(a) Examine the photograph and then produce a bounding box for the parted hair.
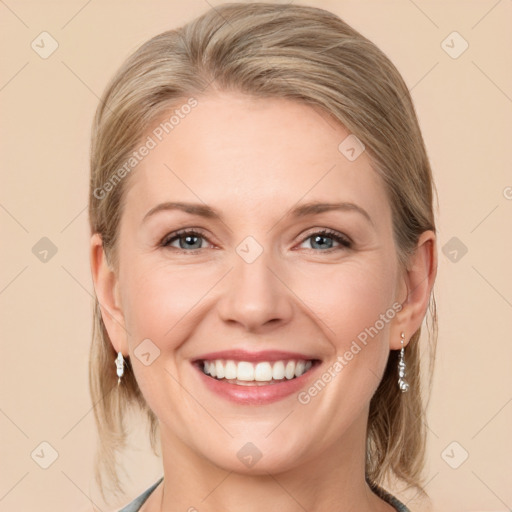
[88,1,438,501]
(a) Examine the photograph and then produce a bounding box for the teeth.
[237,361,254,381]
[272,361,285,380]
[254,362,272,381]
[201,359,314,383]
[215,360,225,379]
[224,360,237,379]
[285,361,295,379]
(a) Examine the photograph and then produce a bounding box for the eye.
[298,229,352,251]
[160,228,352,253]
[160,229,212,252]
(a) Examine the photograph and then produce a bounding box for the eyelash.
[160,228,352,253]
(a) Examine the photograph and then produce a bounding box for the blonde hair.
[88,1,438,502]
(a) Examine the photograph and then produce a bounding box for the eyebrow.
[142,200,374,226]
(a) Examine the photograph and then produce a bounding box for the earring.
[398,332,409,392]
[115,352,124,385]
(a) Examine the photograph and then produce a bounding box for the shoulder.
[367,480,411,512]
[117,477,164,512]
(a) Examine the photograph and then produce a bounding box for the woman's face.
[108,92,407,473]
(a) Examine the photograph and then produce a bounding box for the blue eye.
[300,229,352,251]
[160,228,352,253]
[161,229,209,251]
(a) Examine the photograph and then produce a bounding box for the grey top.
[118,476,411,511]
[118,477,162,512]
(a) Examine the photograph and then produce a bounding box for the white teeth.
[285,361,295,379]
[254,362,273,381]
[237,361,254,381]
[224,360,237,379]
[201,359,314,383]
[294,360,305,377]
[272,361,285,380]
[215,360,225,379]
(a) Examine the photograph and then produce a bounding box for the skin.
[91,91,437,512]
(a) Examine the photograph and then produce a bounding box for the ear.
[90,233,129,355]
[390,230,437,350]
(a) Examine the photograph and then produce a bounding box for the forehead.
[122,92,391,228]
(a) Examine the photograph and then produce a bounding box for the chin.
[193,436,310,476]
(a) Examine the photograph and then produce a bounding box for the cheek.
[119,260,210,420]
[292,256,398,349]
[120,259,216,346]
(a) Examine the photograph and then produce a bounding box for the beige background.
[1,1,511,511]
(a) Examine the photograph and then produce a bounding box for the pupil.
[183,235,200,249]
[314,235,332,249]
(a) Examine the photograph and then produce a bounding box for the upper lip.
[192,349,319,363]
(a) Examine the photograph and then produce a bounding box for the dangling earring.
[398,332,409,392]
[115,352,124,385]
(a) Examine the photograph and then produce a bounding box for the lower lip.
[193,362,320,405]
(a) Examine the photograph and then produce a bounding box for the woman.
[88,3,438,511]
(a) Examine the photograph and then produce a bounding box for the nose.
[216,246,294,333]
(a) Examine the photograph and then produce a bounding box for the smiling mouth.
[196,358,320,386]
